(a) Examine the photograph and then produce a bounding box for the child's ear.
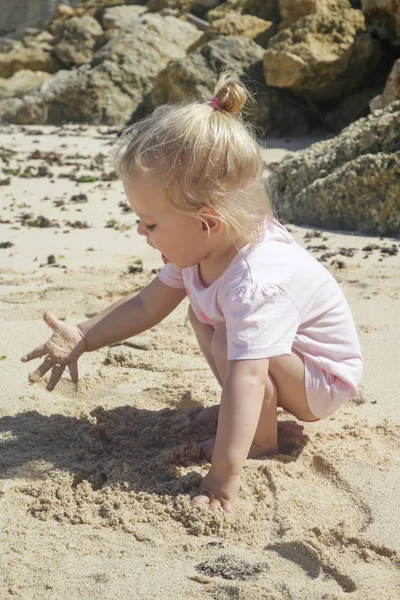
[198,209,223,236]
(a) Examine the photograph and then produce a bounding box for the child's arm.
[192,358,269,512]
[22,277,186,389]
[78,277,186,351]
[212,358,270,472]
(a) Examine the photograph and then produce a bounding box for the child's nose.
[137,221,147,236]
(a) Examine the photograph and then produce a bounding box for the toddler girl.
[21,74,363,513]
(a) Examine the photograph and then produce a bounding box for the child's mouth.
[161,254,169,264]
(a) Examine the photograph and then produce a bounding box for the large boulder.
[361,0,400,45]
[152,36,315,135]
[0,0,80,36]
[101,5,148,30]
[274,101,400,235]
[0,69,51,99]
[207,0,280,23]
[0,97,24,117]
[324,84,384,131]
[194,13,274,48]
[264,9,383,102]
[2,14,202,126]
[53,15,104,67]
[147,0,221,15]
[370,59,400,110]
[152,35,265,105]
[278,0,351,29]
[0,32,61,78]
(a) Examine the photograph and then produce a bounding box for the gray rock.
[3,14,202,126]
[53,16,104,67]
[102,6,148,30]
[274,101,400,235]
[0,69,51,99]
[152,36,318,134]
[0,97,24,120]
[296,153,400,235]
[152,35,265,105]
[0,0,79,36]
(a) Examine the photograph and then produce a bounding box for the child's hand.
[191,465,240,513]
[21,311,87,391]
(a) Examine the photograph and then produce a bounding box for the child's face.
[123,172,210,269]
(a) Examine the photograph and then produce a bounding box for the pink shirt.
[158,218,362,397]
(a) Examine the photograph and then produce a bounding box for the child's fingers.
[43,311,62,332]
[220,500,233,514]
[29,357,54,382]
[46,364,65,391]
[68,362,79,384]
[208,498,222,511]
[21,343,48,363]
[191,493,210,507]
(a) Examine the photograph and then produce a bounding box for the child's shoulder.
[222,217,332,295]
[264,216,295,244]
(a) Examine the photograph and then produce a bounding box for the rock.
[281,153,400,235]
[207,0,280,23]
[152,36,265,105]
[279,0,351,29]
[325,84,383,131]
[361,0,400,45]
[24,30,55,45]
[0,69,51,99]
[198,13,274,48]
[56,4,77,18]
[147,0,220,15]
[196,0,225,5]
[152,36,314,135]
[370,59,400,110]
[3,14,202,126]
[53,16,104,67]
[264,9,383,102]
[102,5,148,30]
[274,101,400,235]
[0,34,61,78]
[0,0,80,36]
[0,97,24,118]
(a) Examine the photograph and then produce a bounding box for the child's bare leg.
[204,322,278,459]
[189,307,278,457]
[188,306,317,459]
[188,306,223,423]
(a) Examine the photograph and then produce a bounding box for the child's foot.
[199,437,278,462]
[195,404,220,424]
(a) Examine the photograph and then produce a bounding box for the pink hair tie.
[208,96,223,112]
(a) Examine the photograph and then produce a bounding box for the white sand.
[0,125,399,600]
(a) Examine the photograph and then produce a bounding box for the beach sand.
[0,125,399,600]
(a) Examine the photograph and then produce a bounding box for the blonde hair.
[113,73,273,247]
